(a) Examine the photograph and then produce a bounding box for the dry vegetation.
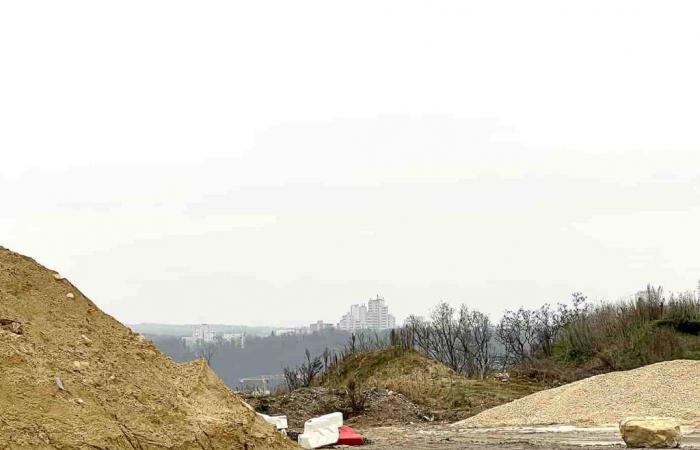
[321,348,544,421]
[554,287,700,373]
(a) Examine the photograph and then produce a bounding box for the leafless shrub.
[283,348,324,389]
[195,342,217,365]
[346,380,369,414]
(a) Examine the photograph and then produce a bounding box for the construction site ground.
[346,424,700,449]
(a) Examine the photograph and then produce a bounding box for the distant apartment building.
[337,296,396,332]
[309,320,334,333]
[222,332,246,349]
[275,328,303,336]
[367,296,395,329]
[192,323,215,342]
[182,324,245,348]
[338,304,367,332]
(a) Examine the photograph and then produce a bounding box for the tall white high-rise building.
[367,295,395,330]
[338,303,368,332]
[337,296,395,331]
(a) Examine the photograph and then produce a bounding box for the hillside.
[0,247,293,449]
[321,349,544,420]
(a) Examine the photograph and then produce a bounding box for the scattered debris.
[493,372,510,382]
[338,425,365,446]
[0,319,23,335]
[53,273,64,280]
[620,417,682,448]
[55,376,65,391]
[299,412,343,449]
[72,361,89,372]
[66,293,74,299]
[258,413,288,431]
[297,412,366,448]
[243,386,431,430]
[80,334,92,345]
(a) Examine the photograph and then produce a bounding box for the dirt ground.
[347,424,700,449]
[244,385,700,449]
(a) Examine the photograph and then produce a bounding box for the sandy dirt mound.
[456,360,700,428]
[0,247,295,449]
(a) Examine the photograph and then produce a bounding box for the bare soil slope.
[0,247,294,449]
[456,359,700,428]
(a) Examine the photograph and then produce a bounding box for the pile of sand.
[456,360,700,428]
[0,247,294,449]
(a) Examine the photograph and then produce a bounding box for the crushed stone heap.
[456,359,700,428]
[0,246,294,449]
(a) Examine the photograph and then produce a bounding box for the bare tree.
[455,305,475,375]
[405,315,439,360]
[283,365,302,391]
[406,305,494,378]
[282,349,324,390]
[431,302,463,372]
[298,349,323,387]
[196,341,217,366]
[468,310,492,379]
[496,307,537,363]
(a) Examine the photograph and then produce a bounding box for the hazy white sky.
[1,1,699,326]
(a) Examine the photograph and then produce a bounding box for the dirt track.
[351,425,700,449]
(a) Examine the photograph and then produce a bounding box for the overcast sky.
[1,1,699,326]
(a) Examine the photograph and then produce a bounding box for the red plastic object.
[337,425,364,446]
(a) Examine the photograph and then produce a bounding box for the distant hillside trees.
[495,293,586,365]
[403,303,493,378]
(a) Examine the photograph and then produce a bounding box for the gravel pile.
[456,360,700,428]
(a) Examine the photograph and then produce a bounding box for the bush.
[345,380,368,415]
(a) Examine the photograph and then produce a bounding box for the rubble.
[244,386,431,429]
[299,412,343,449]
[298,412,365,449]
[620,417,682,448]
[0,319,22,335]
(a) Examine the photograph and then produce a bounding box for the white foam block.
[298,427,340,449]
[303,412,343,433]
[257,413,288,430]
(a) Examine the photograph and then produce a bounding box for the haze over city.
[2,1,700,327]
